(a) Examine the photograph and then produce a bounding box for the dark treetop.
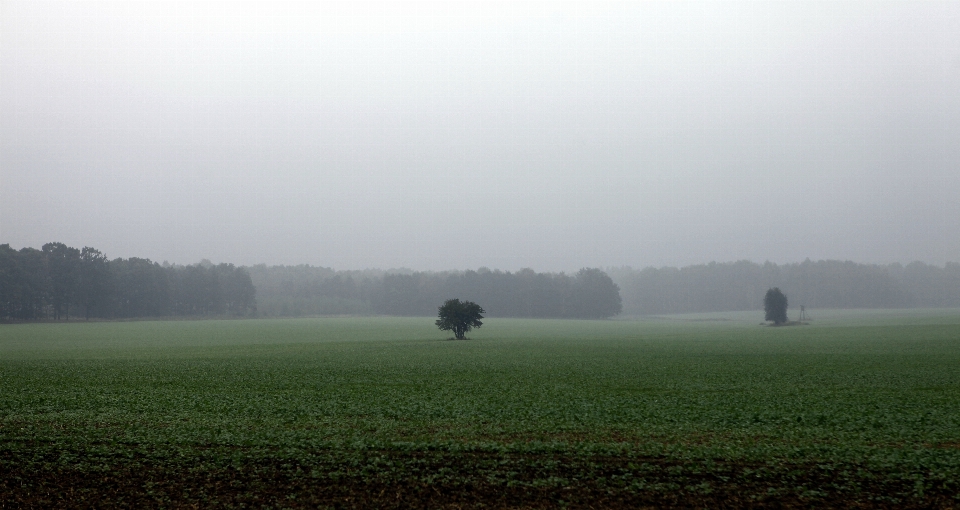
[764,287,788,325]
[435,298,484,340]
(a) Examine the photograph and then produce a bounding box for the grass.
[2,311,960,507]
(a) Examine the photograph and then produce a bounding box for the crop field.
[2,311,960,508]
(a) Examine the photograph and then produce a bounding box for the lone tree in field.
[436,298,484,340]
[764,287,788,325]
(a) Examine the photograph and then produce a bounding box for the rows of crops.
[2,313,960,507]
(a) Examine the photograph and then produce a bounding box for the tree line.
[0,243,256,320]
[607,259,960,315]
[11,244,950,321]
[247,265,623,319]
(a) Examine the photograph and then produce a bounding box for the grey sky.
[2,1,959,271]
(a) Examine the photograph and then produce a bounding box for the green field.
[2,312,960,508]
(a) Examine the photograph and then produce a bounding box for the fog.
[2,2,959,271]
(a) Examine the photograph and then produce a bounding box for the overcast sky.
[2,1,959,271]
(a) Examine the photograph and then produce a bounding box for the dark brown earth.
[2,446,956,509]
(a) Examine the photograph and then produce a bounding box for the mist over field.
[3,2,960,271]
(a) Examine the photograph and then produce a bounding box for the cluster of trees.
[0,243,256,321]
[607,259,960,315]
[13,244,954,321]
[248,265,623,319]
[246,265,378,316]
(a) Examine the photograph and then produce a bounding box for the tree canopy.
[0,243,256,321]
[248,266,623,318]
[606,259,960,315]
[764,287,788,325]
[435,298,484,340]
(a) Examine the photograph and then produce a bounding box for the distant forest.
[251,260,960,319]
[607,260,960,316]
[4,243,959,321]
[248,266,623,319]
[0,243,256,320]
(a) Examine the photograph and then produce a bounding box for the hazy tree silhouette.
[435,298,484,340]
[764,287,788,325]
[78,247,111,320]
[42,242,80,320]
